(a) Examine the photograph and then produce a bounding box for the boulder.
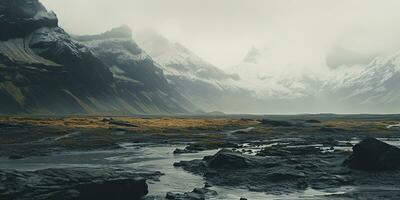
[205,149,250,169]
[343,138,400,170]
[173,148,198,154]
[165,187,217,200]
[75,178,147,200]
[0,168,150,200]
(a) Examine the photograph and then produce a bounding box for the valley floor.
[1,115,400,199]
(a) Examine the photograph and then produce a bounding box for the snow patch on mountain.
[331,52,400,104]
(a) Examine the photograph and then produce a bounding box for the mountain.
[134,30,254,113]
[325,53,400,113]
[0,0,191,115]
[231,46,324,100]
[74,26,195,114]
[232,46,400,113]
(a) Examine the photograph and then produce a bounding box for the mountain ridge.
[134,30,255,113]
[0,0,192,115]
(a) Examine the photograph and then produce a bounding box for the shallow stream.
[1,134,400,199]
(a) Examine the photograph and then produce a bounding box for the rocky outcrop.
[175,148,353,194]
[0,0,58,41]
[205,149,254,169]
[165,187,217,200]
[0,168,151,200]
[343,138,400,171]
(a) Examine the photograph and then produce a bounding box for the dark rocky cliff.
[0,0,192,115]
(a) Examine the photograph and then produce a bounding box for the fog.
[41,0,400,71]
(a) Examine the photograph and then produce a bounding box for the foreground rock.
[165,187,217,200]
[0,168,155,200]
[175,149,352,194]
[344,137,400,170]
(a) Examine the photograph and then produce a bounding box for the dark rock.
[175,144,355,195]
[165,187,217,200]
[182,192,204,200]
[192,188,217,196]
[305,119,321,123]
[175,149,311,194]
[0,168,152,200]
[173,148,198,154]
[177,142,239,153]
[343,138,400,170]
[173,162,184,167]
[260,119,293,127]
[206,149,251,169]
[166,192,179,199]
[0,0,58,41]
[257,145,321,157]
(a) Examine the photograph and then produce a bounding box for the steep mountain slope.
[75,26,195,114]
[326,53,400,113]
[0,0,190,115]
[135,30,253,113]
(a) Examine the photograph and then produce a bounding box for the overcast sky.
[41,0,400,70]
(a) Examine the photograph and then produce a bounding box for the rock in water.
[206,149,250,169]
[165,187,217,200]
[343,138,400,170]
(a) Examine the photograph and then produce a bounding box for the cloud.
[41,0,400,71]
